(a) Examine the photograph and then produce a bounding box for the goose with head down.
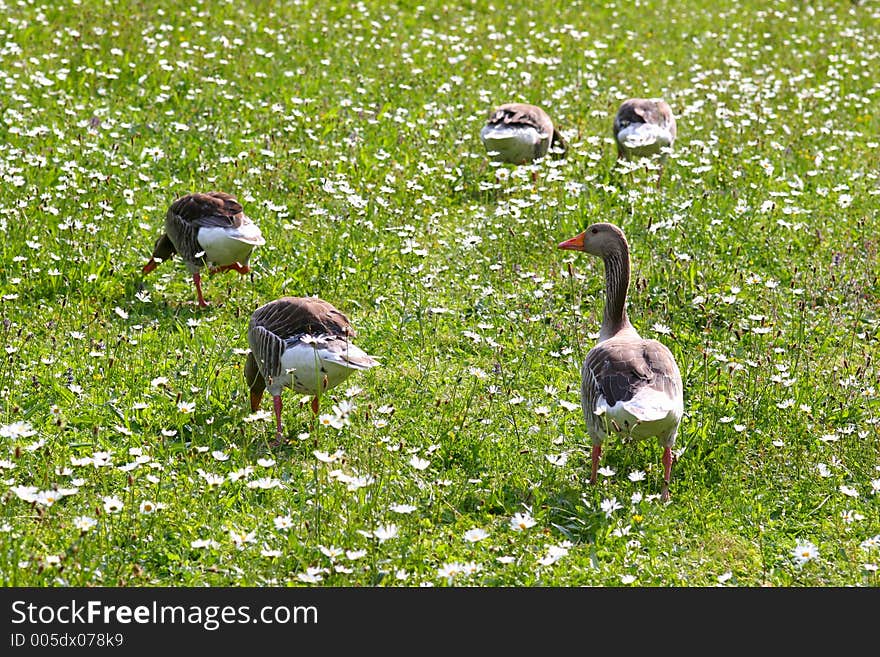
[480,102,567,164]
[613,98,677,161]
[245,296,380,444]
[142,191,265,307]
[558,222,683,501]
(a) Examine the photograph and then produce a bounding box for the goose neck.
[600,248,631,340]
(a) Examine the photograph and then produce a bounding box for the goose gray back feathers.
[581,337,683,438]
[613,98,677,159]
[160,191,255,271]
[142,190,265,306]
[482,102,567,161]
[246,296,356,383]
[244,296,379,441]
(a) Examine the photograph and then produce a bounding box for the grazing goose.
[558,223,683,502]
[245,296,380,443]
[480,103,567,164]
[613,98,677,160]
[142,191,265,307]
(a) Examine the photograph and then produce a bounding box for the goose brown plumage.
[613,98,677,161]
[558,222,683,502]
[142,191,265,307]
[480,102,567,164]
[245,296,380,443]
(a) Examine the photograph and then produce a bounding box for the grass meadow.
[0,0,878,588]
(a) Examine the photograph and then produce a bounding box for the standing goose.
[245,296,380,443]
[558,223,683,502]
[613,98,677,160]
[142,191,265,307]
[480,103,567,164]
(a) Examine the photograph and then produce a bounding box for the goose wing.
[582,338,682,423]
[247,323,286,380]
[164,192,245,261]
[171,192,244,228]
[487,103,552,135]
[615,99,675,134]
[248,296,360,380]
[252,297,354,339]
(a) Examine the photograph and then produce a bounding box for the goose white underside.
[197,223,265,267]
[480,125,546,163]
[266,340,378,397]
[617,123,674,158]
[593,386,683,443]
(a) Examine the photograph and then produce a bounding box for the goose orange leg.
[193,272,208,307]
[590,444,602,485]
[310,374,328,415]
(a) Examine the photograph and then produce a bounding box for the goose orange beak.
[142,258,159,274]
[558,233,585,251]
[250,390,264,412]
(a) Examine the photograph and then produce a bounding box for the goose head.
[142,233,177,273]
[557,222,627,258]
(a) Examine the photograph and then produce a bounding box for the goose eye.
[591,228,598,234]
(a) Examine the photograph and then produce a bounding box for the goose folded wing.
[491,105,545,131]
[247,324,285,379]
[622,101,674,133]
[252,297,355,341]
[640,340,682,402]
[584,341,679,408]
[171,192,242,222]
[615,101,646,132]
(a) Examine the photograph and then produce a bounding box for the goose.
[245,296,380,443]
[558,223,683,502]
[613,98,676,160]
[480,103,567,164]
[142,191,265,307]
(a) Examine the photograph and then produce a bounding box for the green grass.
[0,0,878,587]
